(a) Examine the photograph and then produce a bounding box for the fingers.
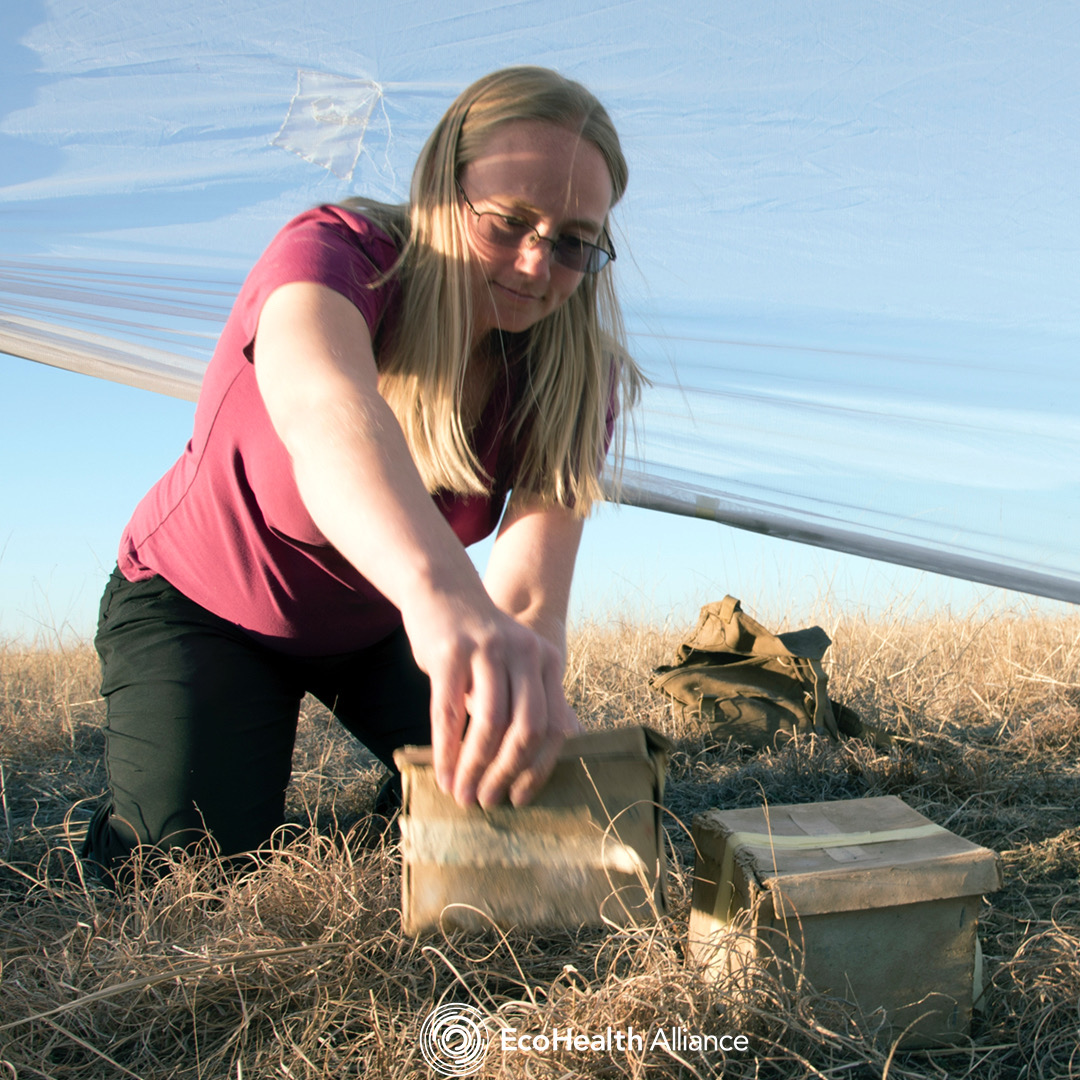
[428,621,575,808]
[451,645,511,805]
[472,636,570,808]
[506,700,580,807]
[429,646,470,795]
[471,646,549,807]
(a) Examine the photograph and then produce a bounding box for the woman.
[83,66,641,874]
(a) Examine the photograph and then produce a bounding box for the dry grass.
[1,605,1079,1078]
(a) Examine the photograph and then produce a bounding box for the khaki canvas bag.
[650,597,871,750]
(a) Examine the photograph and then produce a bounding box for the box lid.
[695,795,1003,918]
[395,724,672,771]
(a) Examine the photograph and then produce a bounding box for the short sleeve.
[235,205,401,362]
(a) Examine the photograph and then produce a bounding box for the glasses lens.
[476,214,531,247]
[463,186,613,274]
[552,238,609,274]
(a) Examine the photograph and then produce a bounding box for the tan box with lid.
[689,795,1003,1048]
[395,725,671,934]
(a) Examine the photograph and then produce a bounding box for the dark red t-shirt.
[118,206,519,654]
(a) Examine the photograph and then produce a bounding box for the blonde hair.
[347,66,641,515]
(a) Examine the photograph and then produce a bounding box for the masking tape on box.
[401,816,651,876]
[711,822,948,925]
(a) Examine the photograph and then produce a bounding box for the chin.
[480,304,538,336]
[496,313,540,334]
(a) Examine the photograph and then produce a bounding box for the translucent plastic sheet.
[2,0,1077,601]
[272,72,392,183]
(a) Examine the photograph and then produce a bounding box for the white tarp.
[2,0,1077,601]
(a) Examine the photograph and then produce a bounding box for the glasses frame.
[456,181,615,275]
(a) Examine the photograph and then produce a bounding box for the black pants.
[83,568,431,872]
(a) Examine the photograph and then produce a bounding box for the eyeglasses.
[456,182,615,274]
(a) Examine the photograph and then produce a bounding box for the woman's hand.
[255,281,583,806]
[401,586,581,806]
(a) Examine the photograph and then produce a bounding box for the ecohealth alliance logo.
[419,1003,490,1076]
[419,1002,753,1074]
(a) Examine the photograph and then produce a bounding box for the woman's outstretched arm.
[254,280,571,806]
[478,493,585,804]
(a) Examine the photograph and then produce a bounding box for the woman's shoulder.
[226,204,406,350]
[270,203,404,274]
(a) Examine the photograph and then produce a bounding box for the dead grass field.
[1,605,1078,1078]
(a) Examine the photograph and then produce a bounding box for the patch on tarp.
[272,70,393,182]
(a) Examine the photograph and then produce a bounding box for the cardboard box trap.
[395,726,671,934]
[689,795,1003,1048]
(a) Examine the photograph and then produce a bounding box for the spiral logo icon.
[419,1003,490,1076]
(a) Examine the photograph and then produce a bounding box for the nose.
[514,232,554,280]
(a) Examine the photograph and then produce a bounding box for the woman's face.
[457,120,613,337]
